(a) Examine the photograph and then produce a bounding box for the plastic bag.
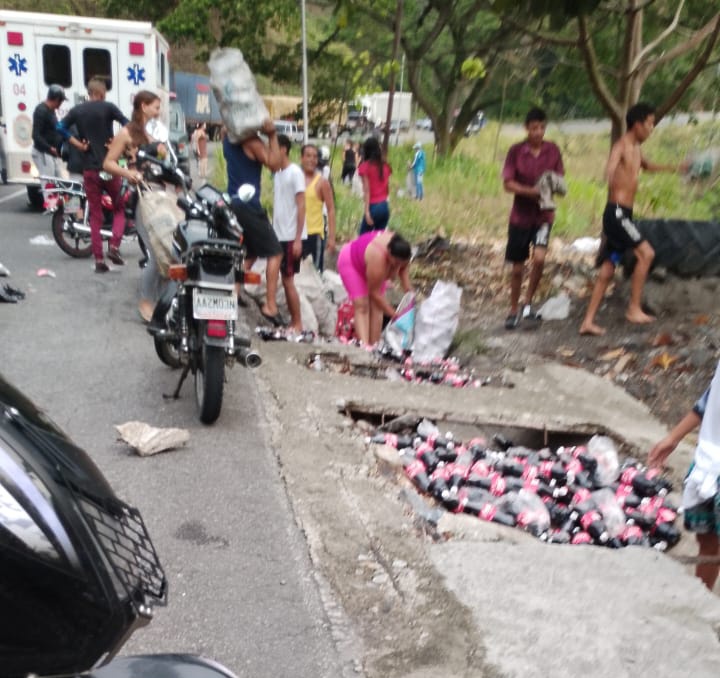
[137,189,183,277]
[335,301,355,341]
[590,488,625,538]
[296,257,337,336]
[412,281,462,362]
[208,48,269,143]
[586,435,620,486]
[500,490,550,537]
[379,292,416,359]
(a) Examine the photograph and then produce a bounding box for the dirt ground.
[410,236,720,431]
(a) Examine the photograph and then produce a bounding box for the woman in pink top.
[337,229,412,345]
[357,136,392,234]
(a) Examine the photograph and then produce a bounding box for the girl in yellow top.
[300,144,336,271]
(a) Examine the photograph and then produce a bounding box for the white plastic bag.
[208,48,269,143]
[586,435,620,487]
[412,281,462,363]
[296,257,337,336]
[380,292,416,359]
[137,189,183,277]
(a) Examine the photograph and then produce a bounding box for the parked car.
[415,117,433,131]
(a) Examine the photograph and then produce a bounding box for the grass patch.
[212,120,719,245]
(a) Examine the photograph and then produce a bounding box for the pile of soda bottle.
[382,355,488,389]
[255,327,316,343]
[368,419,680,550]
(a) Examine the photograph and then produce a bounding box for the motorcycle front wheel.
[51,209,92,258]
[195,344,225,424]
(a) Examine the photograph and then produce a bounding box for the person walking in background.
[32,85,66,192]
[648,360,720,591]
[59,77,129,273]
[501,107,564,330]
[337,230,413,346]
[579,102,687,336]
[341,138,356,184]
[357,136,391,234]
[408,142,426,200]
[196,122,209,180]
[300,144,336,272]
[272,134,306,332]
[223,119,284,327]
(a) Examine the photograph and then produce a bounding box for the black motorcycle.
[138,149,261,425]
[0,371,238,678]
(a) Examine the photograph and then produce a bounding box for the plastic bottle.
[402,456,430,493]
[492,433,514,451]
[620,522,648,546]
[574,499,610,544]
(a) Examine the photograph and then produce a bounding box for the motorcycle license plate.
[192,288,237,320]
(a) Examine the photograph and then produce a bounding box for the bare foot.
[138,299,154,323]
[579,322,606,336]
[625,309,655,324]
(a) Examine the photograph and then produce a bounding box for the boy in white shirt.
[273,134,306,332]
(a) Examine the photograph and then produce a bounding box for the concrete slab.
[254,340,720,677]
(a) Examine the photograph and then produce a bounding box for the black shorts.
[596,203,645,266]
[505,223,551,263]
[280,241,300,277]
[231,200,282,259]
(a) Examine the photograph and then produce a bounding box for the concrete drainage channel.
[337,402,686,551]
[305,351,515,389]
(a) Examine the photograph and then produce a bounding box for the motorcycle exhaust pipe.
[236,346,262,368]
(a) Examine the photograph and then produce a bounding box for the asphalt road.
[0,185,342,678]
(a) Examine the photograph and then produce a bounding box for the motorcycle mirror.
[145,119,169,143]
[237,184,256,203]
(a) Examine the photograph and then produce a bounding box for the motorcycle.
[137,129,261,425]
[0,371,239,678]
[39,174,145,260]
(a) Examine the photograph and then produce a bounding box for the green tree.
[495,0,720,141]
[331,0,515,156]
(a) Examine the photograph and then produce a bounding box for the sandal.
[504,313,520,330]
[261,310,287,327]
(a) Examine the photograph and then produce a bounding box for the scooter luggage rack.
[75,492,168,613]
[37,175,85,196]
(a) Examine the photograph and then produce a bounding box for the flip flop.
[261,310,286,327]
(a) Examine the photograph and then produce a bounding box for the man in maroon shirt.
[501,107,564,329]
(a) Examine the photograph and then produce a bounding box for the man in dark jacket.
[59,78,129,272]
[32,84,66,182]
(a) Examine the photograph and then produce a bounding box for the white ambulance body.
[0,9,171,199]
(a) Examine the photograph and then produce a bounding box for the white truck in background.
[362,91,412,129]
[0,9,171,208]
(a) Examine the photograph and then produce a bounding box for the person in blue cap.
[408,142,426,200]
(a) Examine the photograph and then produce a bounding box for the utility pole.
[382,0,404,153]
[301,0,309,143]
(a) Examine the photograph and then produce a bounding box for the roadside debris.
[0,262,10,277]
[368,418,680,550]
[29,234,56,246]
[36,268,56,278]
[115,421,190,456]
[0,284,25,303]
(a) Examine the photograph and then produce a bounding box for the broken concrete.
[255,340,720,678]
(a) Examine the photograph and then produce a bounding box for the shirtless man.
[579,102,685,336]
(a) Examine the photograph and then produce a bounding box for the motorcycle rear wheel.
[51,210,92,258]
[154,337,182,368]
[195,344,225,424]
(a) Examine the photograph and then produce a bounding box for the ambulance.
[0,10,171,208]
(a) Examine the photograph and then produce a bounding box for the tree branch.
[641,12,720,79]
[629,0,685,73]
[656,14,720,120]
[577,14,621,119]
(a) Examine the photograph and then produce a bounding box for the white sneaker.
[522,305,542,321]
[0,263,9,277]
